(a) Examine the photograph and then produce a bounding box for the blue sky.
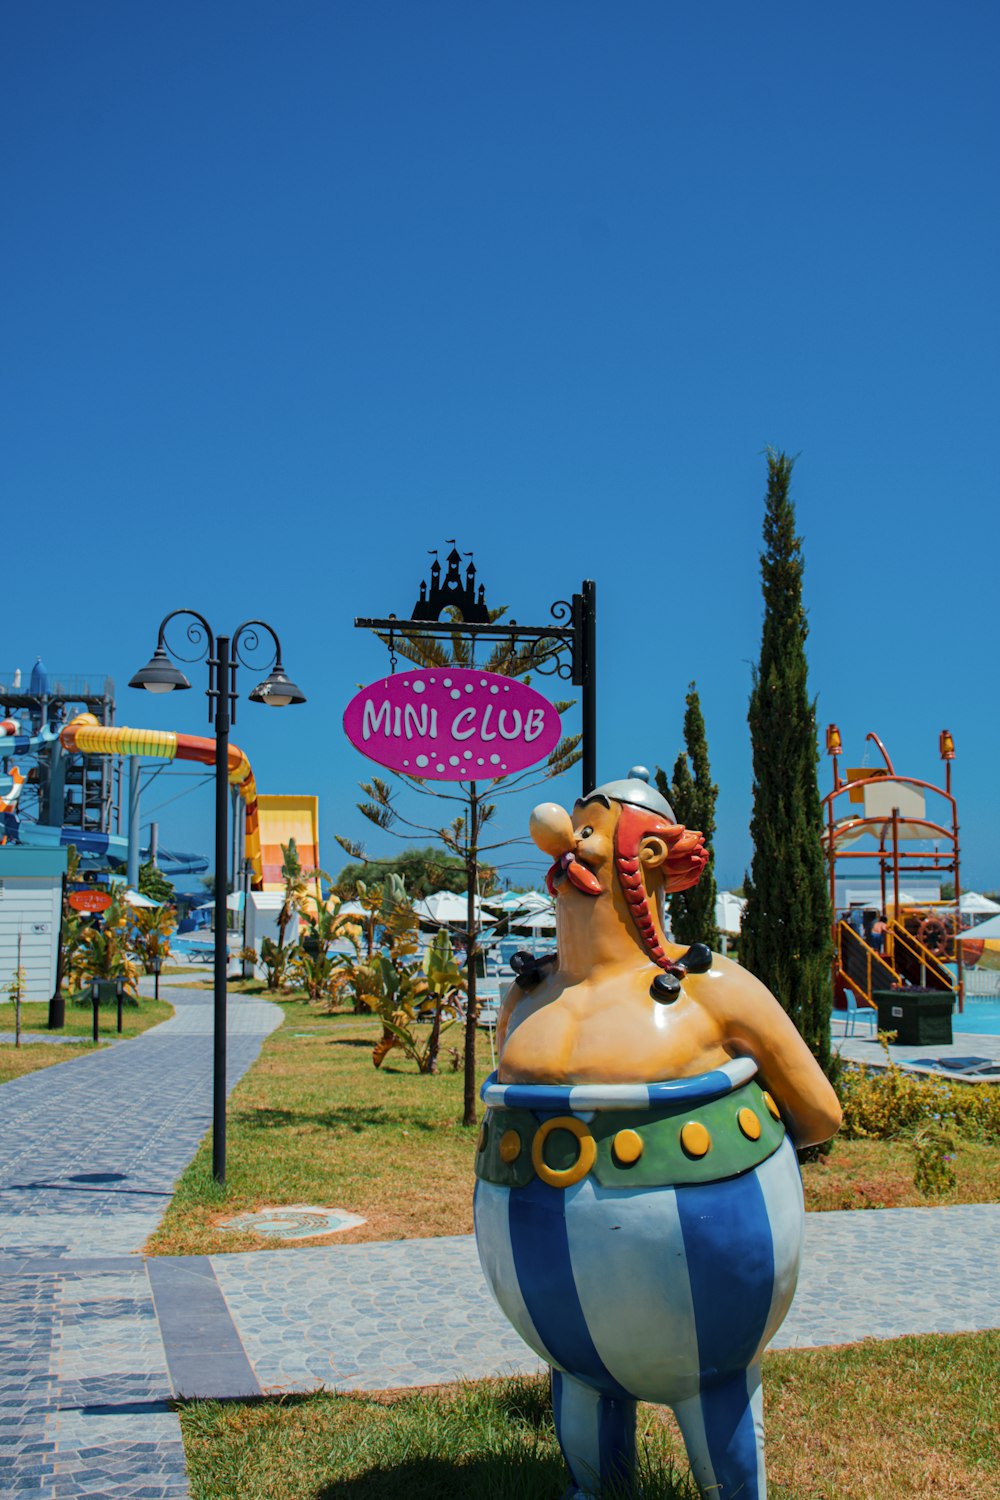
[4,2,998,891]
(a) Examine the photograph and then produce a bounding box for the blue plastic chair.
[843,986,878,1036]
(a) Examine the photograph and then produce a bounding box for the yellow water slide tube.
[60,713,262,887]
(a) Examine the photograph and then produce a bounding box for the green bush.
[838,1057,1000,1143]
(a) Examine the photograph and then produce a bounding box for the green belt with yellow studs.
[474,1078,786,1191]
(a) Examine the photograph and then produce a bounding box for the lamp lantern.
[128,645,192,694]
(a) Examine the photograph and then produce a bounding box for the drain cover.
[217,1205,365,1239]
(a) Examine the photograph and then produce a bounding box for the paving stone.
[210,1190,1000,1395]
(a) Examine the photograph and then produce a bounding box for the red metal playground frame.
[821,726,964,1012]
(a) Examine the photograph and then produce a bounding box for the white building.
[0,848,67,1003]
[245,891,298,953]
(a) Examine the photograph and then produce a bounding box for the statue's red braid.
[613,803,708,971]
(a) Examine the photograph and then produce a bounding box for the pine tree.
[741,450,832,1068]
[656,684,720,948]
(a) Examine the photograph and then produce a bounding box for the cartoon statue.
[474,769,841,1499]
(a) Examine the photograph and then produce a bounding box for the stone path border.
[0,1031,102,1045]
[147,1257,261,1400]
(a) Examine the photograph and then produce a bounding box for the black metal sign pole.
[580,579,596,795]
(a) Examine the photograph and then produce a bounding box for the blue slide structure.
[0,722,208,877]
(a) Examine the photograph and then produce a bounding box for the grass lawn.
[0,996,175,1084]
[146,1005,491,1255]
[179,1330,999,1500]
[147,1004,998,1257]
[802,1134,998,1210]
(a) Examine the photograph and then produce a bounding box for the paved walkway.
[835,1020,1000,1071]
[178,1202,1000,1395]
[2,990,999,1499]
[1,985,282,1499]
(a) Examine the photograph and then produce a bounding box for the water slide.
[256,794,320,891]
[0,714,263,885]
[0,721,134,860]
[59,715,263,886]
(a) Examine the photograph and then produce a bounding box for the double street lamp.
[130,610,305,1183]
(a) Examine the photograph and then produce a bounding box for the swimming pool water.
[954,1001,1000,1035]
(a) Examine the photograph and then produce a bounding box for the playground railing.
[963,966,1000,998]
[837,922,897,1007]
[886,921,954,994]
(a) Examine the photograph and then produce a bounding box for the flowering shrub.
[837,1040,1000,1144]
[911,1118,958,1195]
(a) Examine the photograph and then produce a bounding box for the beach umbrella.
[195,892,245,913]
[526,911,557,932]
[486,890,551,913]
[955,914,1000,942]
[123,889,160,908]
[959,892,1000,915]
[414,891,487,925]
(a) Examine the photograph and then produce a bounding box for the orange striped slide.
[60,713,263,887]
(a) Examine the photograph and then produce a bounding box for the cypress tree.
[741,450,832,1069]
[656,684,720,948]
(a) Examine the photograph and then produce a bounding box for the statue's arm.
[494,979,523,1060]
[707,964,843,1148]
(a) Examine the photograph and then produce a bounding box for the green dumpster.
[873,989,954,1046]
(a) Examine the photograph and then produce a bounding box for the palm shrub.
[331,876,417,1013]
[259,936,292,992]
[367,927,466,1074]
[259,838,329,991]
[138,860,175,905]
[353,878,385,960]
[57,845,87,996]
[277,839,310,947]
[68,888,140,1002]
[131,905,177,974]
[59,905,87,995]
[290,900,355,1003]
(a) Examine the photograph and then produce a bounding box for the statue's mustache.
[546,851,602,898]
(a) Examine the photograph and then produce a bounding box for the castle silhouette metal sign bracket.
[354,542,597,792]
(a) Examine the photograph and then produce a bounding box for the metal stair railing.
[837,921,898,1007]
[887,920,955,995]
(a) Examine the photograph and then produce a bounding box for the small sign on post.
[69,890,113,914]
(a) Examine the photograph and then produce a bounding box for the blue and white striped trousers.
[475,1134,804,1498]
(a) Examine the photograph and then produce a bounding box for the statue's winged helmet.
[579,766,707,970]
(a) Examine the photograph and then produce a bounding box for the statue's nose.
[530,802,575,858]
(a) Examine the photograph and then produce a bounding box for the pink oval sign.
[344,668,562,781]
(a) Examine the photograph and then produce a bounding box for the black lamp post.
[129,611,305,1183]
[90,978,101,1045]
